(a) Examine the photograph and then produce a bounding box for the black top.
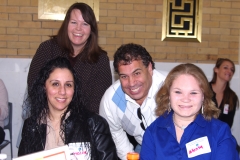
[18,111,118,159]
[27,39,112,113]
[209,83,237,128]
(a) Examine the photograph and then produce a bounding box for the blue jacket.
[140,111,238,160]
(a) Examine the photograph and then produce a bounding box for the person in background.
[99,43,165,159]
[18,57,118,159]
[140,63,238,160]
[209,58,239,128]
[0,79,8,144]
[27,2,112,114]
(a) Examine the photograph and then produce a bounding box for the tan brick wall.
[0,0,239,63]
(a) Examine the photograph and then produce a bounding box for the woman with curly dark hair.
[18,57,117,160]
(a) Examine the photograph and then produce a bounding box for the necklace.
[172,115,187,130]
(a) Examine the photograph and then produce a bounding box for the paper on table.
[12,145,70,160]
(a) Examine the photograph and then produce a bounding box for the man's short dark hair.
[113,43,155,73]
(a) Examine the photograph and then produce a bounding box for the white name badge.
[186,136,211,158]
[223,104,229,114]
[68,142,91,160]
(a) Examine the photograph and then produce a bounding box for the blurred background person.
[18,57,117,159]
[0,79,8,144]
[140,63,238,160]
[209,58,239,128]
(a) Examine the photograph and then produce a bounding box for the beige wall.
[0,0,240,63]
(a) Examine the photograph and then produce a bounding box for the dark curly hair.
[113,43,155,73]
[24,56,96,158]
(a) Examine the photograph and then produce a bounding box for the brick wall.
[0,0,239,63]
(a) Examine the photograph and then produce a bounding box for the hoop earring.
[201,104,204,114]
[168,102,171,114]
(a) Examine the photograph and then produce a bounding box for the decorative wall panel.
[162,0,202,42]
[38,0,99,21]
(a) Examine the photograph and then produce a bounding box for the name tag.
[223,104,229,114]
[68,142,91,160]
[186,136,211,158]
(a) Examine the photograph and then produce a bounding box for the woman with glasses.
[140,63,238,160]
[209,58,239,128]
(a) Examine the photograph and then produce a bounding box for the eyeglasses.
[137,107,146,131]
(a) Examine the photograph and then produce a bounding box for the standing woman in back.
[27,2,112,114]
[209,58,239,128]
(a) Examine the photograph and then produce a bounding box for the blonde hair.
[155,63,220,120]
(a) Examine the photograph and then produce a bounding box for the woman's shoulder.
[148,113,171,131]
[38,38,59,49]
[85,111,109,128]
[207,118,232,135]
[99,48,107,55]
[98,50,109,61]
[207,118,237,144]
[36,38,66,57]
[226,87,239,103]
[22,117,39,131]
[87,111,107,122]
[69,111,109,131]
[91,51,110,69]
[40,38,54,45]
[24,116,37,125]
[231,89,238,99]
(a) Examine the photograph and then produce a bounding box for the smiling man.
[99,43,165,160]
